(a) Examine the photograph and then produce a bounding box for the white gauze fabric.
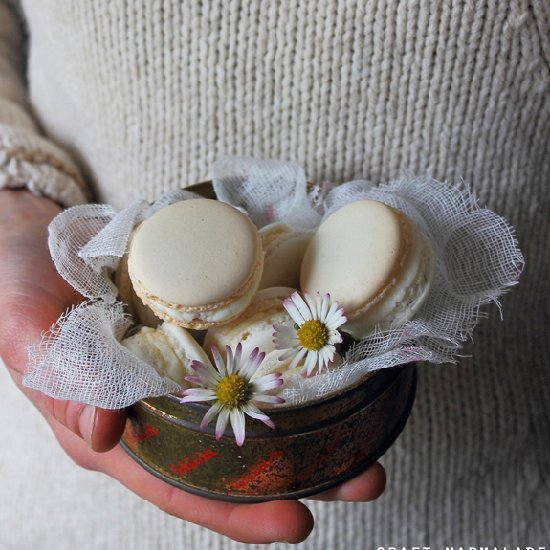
[24,189,201,408]
[24,158,523,408]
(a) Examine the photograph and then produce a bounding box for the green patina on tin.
[122,365,416,502]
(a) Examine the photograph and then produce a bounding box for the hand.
[0,190,386,544]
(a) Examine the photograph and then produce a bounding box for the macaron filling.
[145,263,263,326]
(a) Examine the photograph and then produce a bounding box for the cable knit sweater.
[0,1,548,548]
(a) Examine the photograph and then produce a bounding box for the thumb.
[13,377,127,454]
[0,303,126,454]
[51,399,127,453]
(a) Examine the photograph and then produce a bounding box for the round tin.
[120,181,417,501]
[121,365,416,502]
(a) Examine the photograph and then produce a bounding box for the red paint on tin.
[170,449,218,477]
[227,451,285,491]
[125,423,159,445]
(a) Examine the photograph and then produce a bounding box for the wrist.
[0,188,63,225]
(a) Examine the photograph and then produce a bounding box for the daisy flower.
[180,343,284,446]
[273,291,347,377]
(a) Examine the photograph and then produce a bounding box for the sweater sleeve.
[0,0,90,206]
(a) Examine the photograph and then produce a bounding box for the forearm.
[0,1,89,206]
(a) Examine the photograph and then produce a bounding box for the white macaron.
[121,322,211,385]
[258,223,312,290]
[127,199,264,330]
[300,199,435,339]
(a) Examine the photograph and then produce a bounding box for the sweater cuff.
[0,124,91,207]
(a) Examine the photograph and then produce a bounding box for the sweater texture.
[0,1,548,548]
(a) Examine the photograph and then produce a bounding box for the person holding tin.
[0,0,548,547]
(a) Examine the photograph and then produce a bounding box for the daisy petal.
[289,347,307,370]
[327,301,340,320]
[320,293,330,321]
[200,402,223,430]
[283,298,306,325]
[234,342,243,365]
[252,372,284,392]
[303,351,318,377]
[243,403,275,429]
[252,394,286,404]
[211,346,227,375]
[215,408,230,439]
[321,347,334,368]
[241,348,265,378]
[191,360,221,385]
[181,388,216,402]
[326,310,346,330]
[230,409,246,446]
[315,292,323,318]
[225,346,234,374]
[292,292,313,321]
[304,291,318,318]
[317,351,325,372]
[191,359,205,370]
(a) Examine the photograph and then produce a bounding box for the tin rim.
[149,365,402,436]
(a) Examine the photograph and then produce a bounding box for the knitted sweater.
[0,1,549,548]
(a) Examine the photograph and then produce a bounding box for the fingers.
[69,440,315,544]
[50,400,126,453]
[6,359,126,454]
[111,446,314,543]
[309,461,386,502]
[89,407,127,452]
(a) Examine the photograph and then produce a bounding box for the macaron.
[127,199,264,330]
[121,322,211,385]
[203,286,296,360]
[300,199,435,339]
[258,222,312,290]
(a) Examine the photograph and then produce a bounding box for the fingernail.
[78,405,97,448]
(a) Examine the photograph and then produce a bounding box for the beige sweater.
[1,0,549,547]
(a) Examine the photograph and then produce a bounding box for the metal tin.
[122,365,416,502]
[120,181,417,501]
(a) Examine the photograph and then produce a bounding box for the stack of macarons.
[118,197,434,386]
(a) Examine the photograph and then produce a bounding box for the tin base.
[121,365,417,502]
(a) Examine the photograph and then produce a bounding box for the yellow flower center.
[215,374,251,408]
[297,320,329,351]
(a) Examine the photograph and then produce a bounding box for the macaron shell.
[128,199,262,306]
[121,322,211,385]
[341,231,435,338]
[203,287,296,359]
[121,326,185,384]
[259,222,312,290]
[160,322,211,368]
[300,200,413,319]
